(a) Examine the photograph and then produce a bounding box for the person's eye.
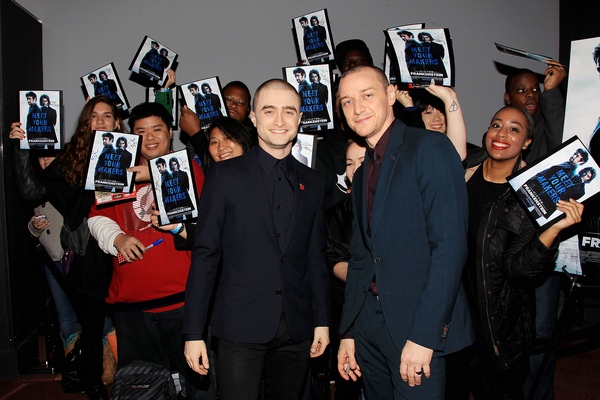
[491,123,500,128]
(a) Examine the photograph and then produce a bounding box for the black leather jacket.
[466,156,558,370]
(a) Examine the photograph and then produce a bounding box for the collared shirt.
[366,120,396,230]
[256,146,295,249]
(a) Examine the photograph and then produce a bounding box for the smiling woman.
[203,116,253,169]
[457,105,584,399]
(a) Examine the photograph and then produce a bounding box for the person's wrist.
[170,223,184,235]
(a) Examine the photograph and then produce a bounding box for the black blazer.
[184,146,331,343]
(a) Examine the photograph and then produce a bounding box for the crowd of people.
[7,32,583,400]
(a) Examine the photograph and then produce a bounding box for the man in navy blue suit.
[336,66,473,399]
[183,79,331,400]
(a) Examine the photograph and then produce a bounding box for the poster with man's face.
[19,90,63,150]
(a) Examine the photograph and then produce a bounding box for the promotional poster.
[292,9,334,65]
[129,36,178,87]
[560,36,600,276]
[385,27,454,87]
[383,23,424,86]
[179,77,228,131]
[84,131,141,195]
[81,62,130,112]
[283,64,333,131]
[292,133,317,169]
[149,149,199,226]
[19,90,63,150]
[508,136,600,229]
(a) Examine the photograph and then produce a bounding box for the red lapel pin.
[299,183,305,191]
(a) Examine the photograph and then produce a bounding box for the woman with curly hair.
[10,96,125,400]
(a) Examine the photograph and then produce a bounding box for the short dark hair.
[293,67,306,76]
[593,44,600,64]
[412,89,446,115]
[580,167,596,181]
[334,39,374,71]
[574,148,589,163]
[188,83,199,91]
[102,132,114,141]
[299,16,308,24]
[223,81,252,106]
[151,41,159,47]
[204,116,253,168]
[25,91,37,99]
[155,157,166,166]
[128,102,173,131]
[418,32,432,41]
[87,73,97,80]
[505,68,537,93]
[398,30,414,38]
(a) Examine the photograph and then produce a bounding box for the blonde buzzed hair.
[340,65,390,89]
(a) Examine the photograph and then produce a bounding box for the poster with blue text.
[19,90,63,150]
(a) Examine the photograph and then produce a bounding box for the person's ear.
[504,93,511,105]
[522,138,532,150]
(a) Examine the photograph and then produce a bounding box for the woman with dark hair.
[455,106,583,400]
[395,80,467,160]
[10,96,125,400]
[203,116,253,168]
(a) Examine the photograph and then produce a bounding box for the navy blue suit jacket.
[339,120,474,355]
[184,146,331,343]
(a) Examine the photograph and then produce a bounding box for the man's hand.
[128,165,150,183]
[180,105,201,137]
[399,339,433,387]
[184,340,210,375]
[337,338,361,381]
[310,326,330,358]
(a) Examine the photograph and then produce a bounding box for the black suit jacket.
[184,146,331,343]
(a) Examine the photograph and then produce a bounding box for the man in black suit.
[184,79,331,400]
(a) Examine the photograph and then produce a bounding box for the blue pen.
[145,238,164,250]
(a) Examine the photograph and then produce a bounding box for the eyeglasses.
[225,96,249,108]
